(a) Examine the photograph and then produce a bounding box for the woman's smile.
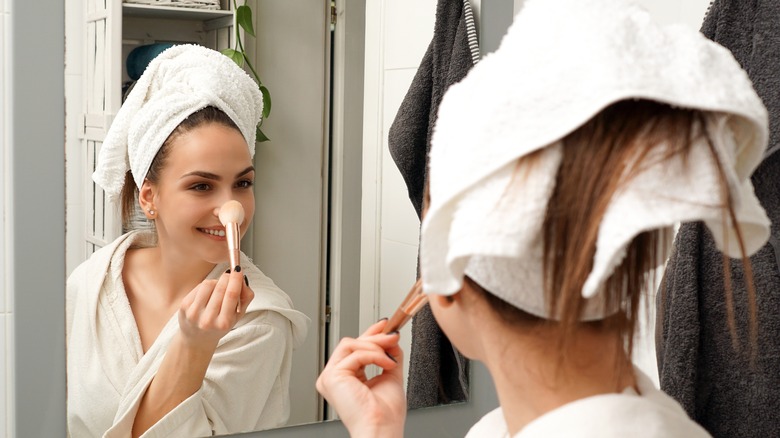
[197,227,227,239]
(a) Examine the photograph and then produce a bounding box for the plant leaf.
[236,5,255,37]
[260,85,272,119]
[256,125,270,142]
[221,48,244,67]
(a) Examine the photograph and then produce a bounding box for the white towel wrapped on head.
[419,0,770,320]
[93,44,264,202]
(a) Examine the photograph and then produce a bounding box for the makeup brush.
[218,200,245,271]
[382,279,427,334]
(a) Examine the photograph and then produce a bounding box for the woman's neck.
[133,241,217,305]
[483,325,636,436]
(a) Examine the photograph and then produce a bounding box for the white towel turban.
[92,44,264,201]
[420,0,770,320]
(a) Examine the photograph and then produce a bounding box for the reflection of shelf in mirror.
[123,4,233,21]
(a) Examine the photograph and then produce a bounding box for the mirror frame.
[8,0,512,435]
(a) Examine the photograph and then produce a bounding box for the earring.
[148,209,155,216]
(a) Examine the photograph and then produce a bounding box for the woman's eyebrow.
[236,166,255,178]
[180,166,254,181]
[181,170,220,180]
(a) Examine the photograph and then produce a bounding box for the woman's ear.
[138,179,157,219]
[435,292,460,309]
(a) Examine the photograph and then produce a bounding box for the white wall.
[1,0,10,434]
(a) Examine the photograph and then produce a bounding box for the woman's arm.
[316,320,406,438]
[131,269,252,438]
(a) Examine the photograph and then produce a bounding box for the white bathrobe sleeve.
[104,309,295,438]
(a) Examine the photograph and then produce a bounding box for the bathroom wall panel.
[381,68,422,247]
[379,240,419,389]
[383,0,437,71]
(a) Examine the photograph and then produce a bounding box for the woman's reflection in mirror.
[316,0,770,436]
[66,44,309,438]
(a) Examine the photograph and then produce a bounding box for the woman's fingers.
[203,271,230,316]
[316,322,406,437]
[218,270,243,319]
[238,280,254,315]
[335,348,399,374]
[321,334,403,390]
[183,279,217,316]
[363,318,391,336]
[180,269,246,335]
[326,334,400,365]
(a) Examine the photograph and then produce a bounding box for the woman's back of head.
[419,0,770,374]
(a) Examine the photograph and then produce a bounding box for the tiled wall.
[368,0,438,385]
[366,0,482,389]
[1,0,10,435]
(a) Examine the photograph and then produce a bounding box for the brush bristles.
[218,200,245,225]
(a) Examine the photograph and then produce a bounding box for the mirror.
[65,0,359,432]
[60,0,508,435]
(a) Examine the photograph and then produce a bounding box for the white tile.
[679,0,711,30]
[380,148,420,246]
[636,0,690,26]
[381,68,417,137]
[383,0,437,70]
[378,240,419,317]
[0,314,7,436]
[377,240,419,393]
[379,69,423,246]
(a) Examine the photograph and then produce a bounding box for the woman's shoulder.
[68,233,130,283]
[70,231,152,273]
[517,388,711,437]
[465,408,509,438]
[67,231,156,295]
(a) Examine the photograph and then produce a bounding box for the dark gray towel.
[657,1,780,436]
[387,0,476,408]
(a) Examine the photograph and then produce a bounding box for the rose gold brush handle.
[225,222,241,310]
[382,280,427,334]
[225,222,240,269]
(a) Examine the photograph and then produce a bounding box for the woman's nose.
[214,197,242,218]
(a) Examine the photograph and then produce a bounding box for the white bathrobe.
[465,369,711,437]
[66,231,310,438]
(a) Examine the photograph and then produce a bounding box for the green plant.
[222,0,271,142]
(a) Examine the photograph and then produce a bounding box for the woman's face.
[149,122,255,265]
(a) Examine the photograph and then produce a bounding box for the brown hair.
[460,100,755,371]
[119,106,241,231]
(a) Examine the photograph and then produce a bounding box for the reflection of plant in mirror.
[222,0,272,142]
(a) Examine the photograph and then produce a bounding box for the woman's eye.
[236,179,254,189]
[190,183,211,192]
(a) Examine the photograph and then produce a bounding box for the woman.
[66,45,309,437]
[316,0,769,436]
